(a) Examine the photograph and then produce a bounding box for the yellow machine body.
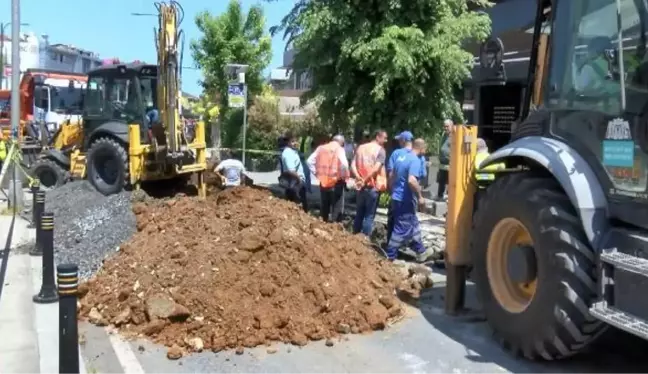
[445,125,477,266]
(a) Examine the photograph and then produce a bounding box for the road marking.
[106,328,145,374]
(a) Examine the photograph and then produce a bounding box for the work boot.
[416,248,436,263]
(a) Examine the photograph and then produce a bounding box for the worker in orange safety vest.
[307,134,349,222]
[351,129,388,236]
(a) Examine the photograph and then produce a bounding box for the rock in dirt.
[46,181,136,279]
[79,187,404,355]
[167,344,183,360]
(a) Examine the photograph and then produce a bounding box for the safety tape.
[208,147,281,156]
[3,140,39,187]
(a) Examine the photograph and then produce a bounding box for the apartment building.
[40,39,103,74]
[0,31,104,88]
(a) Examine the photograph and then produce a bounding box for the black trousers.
[436,169,449,199]
[286,185,308,212]
[320,181,345,223]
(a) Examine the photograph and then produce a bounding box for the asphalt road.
[77,170,648,373]
[80,270,648,374]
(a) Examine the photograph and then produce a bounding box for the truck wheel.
[30,159,67,189]
[86,137,128,196]
[471,172,605,360]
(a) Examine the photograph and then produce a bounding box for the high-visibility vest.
[355,141,387,191]
[0,140,7,162]
[474,152,504,181]
[315,141,348,188]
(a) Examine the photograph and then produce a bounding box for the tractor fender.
[42,148,70,167]
[481,136,609,247]
[85,121,129,149]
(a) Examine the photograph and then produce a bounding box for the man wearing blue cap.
[386,138,435,262]
[385,131,414,245]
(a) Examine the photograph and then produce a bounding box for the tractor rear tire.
[30,158,67,189]
[471,172,605,360]
[86,137,128,196]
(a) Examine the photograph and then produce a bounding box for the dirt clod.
[167,344,183,360]
[79,187,404,356]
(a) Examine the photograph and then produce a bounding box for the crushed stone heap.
[79,187,406,356]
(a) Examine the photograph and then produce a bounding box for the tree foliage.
[191,0,272,115]
[181,94,220,122]
[268,0,492,138]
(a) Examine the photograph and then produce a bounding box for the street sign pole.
[242,83,248,167]
[224,63,249,166]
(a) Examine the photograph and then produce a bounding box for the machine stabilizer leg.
[445,264,467,315]
[197,171,206,198]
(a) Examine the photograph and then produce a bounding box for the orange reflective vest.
[354,142,387,191]
[315,141,348,188]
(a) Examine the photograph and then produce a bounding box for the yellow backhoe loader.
[59,1,206,196]
[446,0,648,360]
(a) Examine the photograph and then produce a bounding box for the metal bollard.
[29,191,46,256]
[57,263,80,374]
[28,181,40,228]
[33,212,58,304]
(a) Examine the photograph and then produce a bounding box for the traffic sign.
[227,83,245,108]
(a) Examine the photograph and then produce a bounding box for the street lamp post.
[9,0,20,212]
[225,64,249,166]
[0,21,28,89]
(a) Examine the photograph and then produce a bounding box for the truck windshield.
[0,97,9,118]
[547,0,648,115]
[51,86,84,114]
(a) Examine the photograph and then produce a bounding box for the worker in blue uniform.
[385,131,414,246]
[386,138,435,262]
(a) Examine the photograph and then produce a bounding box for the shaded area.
[0,213,15,302]
[406,275,648,373]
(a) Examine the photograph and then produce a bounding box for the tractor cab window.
[548,0,648,196]
[140,76,157,110]
[548,0,648,115]
[84,77,105,116]
[105,76,141,122]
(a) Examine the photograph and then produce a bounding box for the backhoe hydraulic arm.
[155,1,184,156]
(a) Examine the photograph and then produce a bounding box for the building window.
[82,58,90,73]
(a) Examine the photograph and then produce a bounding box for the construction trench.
[43,172,439,360]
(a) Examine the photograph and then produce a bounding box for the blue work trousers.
[353,187,380,236]
[386,199,425,259]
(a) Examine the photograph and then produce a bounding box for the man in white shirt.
[279,133,308,211]
[215,151,246,188]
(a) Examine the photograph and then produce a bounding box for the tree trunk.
[211,119,221,150]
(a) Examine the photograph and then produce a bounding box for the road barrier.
[57,263,80,374]
[28,180,40,228]
[33,212,58,304]
[29,190,45,256]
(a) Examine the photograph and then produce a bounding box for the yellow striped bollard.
[33,212,58,303]
[57,263,80,374]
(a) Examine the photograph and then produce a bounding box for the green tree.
[268,0,492,138]
[191,0,272,147]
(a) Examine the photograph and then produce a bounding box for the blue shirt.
[280,147,305,183]
[390,149,421,202]
[418,155,427,181]
[387,148,408,174]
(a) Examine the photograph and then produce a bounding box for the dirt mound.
[79,187,405,357]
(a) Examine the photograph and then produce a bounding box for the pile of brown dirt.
[78,187,406,357]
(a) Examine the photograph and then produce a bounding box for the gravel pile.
[45,181,136,278]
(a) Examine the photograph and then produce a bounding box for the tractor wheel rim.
[94,151,119,185]
[39,170,57,187]
[487,217,538,314]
